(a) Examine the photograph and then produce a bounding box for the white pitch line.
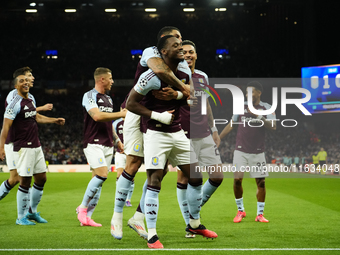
[0,248,340,251]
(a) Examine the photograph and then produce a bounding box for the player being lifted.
[126,35,217,249]
[111,26,190,240]
[152,40,223,237]
[219,81,276,223]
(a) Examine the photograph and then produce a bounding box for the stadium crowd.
[0,4,305,83]
[0,88,338,166]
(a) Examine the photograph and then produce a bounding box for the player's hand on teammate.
[151,110,174,125]
[167,110,175,124]
[119,108,127,118]
[182,84,191,98]
[55,118,66,125]
[152,87,177,100]
[187,95,198,107]
[117,141,124,153]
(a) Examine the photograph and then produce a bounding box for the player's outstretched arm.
[35,113,65,125]
[36,103,53,112]
[219,121,233,140]
[126,89,174,125]
[88,108,127,122]
[0,118,13,161]
[147,57,190,97]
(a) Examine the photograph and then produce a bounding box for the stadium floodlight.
[26,9,37,13]
[65,9,77,13]
[105,9,117,12]
[145,8,156,12]
[183,8,195,12]
[29,2,36,6]
[215,8,227,11]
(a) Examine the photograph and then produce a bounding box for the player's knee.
[149,176,162,187]
[210,177,223,185]
[188,177,203,187]
[36,177,47,187]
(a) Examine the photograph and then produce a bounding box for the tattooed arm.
[147,57,190,97]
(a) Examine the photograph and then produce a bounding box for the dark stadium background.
[0,0,339,166]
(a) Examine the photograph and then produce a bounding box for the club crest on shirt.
[98,158,104,164]
[152,157,159,166]
[31,101,36,108]
[27,167,31,174]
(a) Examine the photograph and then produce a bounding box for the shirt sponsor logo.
[99,106,113,112]
[194,90,205,97]
[25,111,37,118]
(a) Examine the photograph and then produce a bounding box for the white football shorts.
[83,144,113,170]
[123,111,144,157]
[4,143,18,171]
[143,129,195,169]
[16,147,46,177]
[233,150,269,178]
[191,135,222,166]
[115,151,126,170]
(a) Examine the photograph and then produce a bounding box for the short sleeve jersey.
[82,88,114,148]
[112,118,124,153]
[180,69,211,139]
[133,62,191,133]
[4,94,40,151]
[5,89,35,144]
[232,102,276,154]
[134,46,161,84]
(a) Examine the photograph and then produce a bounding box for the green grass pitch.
[0,171,339,255]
